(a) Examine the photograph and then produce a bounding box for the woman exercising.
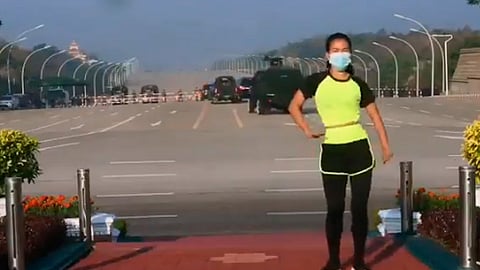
[288,32,393,270]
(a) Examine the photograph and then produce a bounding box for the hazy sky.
[1,0,479,71]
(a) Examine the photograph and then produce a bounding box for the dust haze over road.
[1,90,476,237]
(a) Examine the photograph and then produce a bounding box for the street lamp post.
[373,41,399,97]
[0,37,27,56]
[354,49,381,90]
[394,14,435,96]
[351,54,368,82]
[433,34,454,96]
[389,35,420,96]
[72,62,88,97]
[57,57,78,77]
[7,24,44,94]
[92,63,108,97]
[410,28,445,94]
[40,50,66,97]
[21,45,51,95]
[102,64,118,94]
[83,61,104,97]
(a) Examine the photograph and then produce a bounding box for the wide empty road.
[0,95,476,236]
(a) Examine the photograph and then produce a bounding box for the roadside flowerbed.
[0,215,67,269]
[392,187,480,259]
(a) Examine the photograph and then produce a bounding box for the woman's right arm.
[288,90,322,138]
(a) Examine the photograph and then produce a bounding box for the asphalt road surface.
[0,95,477,237]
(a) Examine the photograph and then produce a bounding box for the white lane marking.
[96,192,174,198]
[151,107,156,110]
[170,110,177,114]
[435,130,463,134]
[265,188,324,193]
[70,124,84,130]
[384,117,393,121]
[400,106,410,110]
[266,211,350,216]
[435,103,443,106]
[99,116,136,133]
[117,214,178,219]
[10,119,20,123]
[100,109,105,112]
[386,103,392,106]
[462,118,471,122]
[73,116,81,119]
[109,160,176,165]
[445,166,458,170]
[275,157,317,161]
[192,103,208,130]
[27,119,69,132]
[408,122,422,126]
[0,123,4,126]
[150,120,162,127]
[102,173,177,178]
[232,108,244,128]
[434,135,463,140]
[136,113,142,117]
[49,114,60,119]
[145,110,149,113]
[40,131,97,143]
[448,154,462,157]
[270,169,320,174]
[284,123,297,126]
[394,120,403,124]
[419,110,431,114]
[110,112,118,116]
[39,142,80,151]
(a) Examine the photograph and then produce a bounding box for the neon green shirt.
[301,72,375,144]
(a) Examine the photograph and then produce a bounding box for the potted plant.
[0,129,41,216]
[462,119,480,206]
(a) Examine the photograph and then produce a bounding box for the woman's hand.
[304,130,324,139]
[382,145,394,164]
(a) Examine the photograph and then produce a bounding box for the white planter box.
[377,208,422,236]
[0,197,5,217]
[64,212,118,241]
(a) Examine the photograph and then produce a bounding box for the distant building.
[68,40,87,62]
[450,48,480,95]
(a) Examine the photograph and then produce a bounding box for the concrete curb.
[27,242,92,270]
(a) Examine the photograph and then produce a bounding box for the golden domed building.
[69,40,87,62]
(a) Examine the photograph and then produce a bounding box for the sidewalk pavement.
[71,231,430,270]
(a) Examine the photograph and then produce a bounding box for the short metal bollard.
[400,161,414,234]
[77,169,92,245]
[6,177,25,270]
[458,166,478,270]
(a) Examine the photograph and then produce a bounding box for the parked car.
[211,76,241,104]
[0,95,20,110]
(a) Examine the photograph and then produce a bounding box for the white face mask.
[328,52,352,71]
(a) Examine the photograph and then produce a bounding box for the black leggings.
[322,170,372,266]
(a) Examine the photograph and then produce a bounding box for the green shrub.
[0,129,41,196]
[113,219,128,237]
[462,120,480,184]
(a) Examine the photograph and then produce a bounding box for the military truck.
[248,56,304,114]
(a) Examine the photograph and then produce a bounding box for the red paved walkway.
[71,232,429,270]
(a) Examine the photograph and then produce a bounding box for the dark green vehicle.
[211,76,241,104]
[249,57,304,114]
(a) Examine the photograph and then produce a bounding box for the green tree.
[467,0,480,4]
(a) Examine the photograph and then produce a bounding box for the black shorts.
[319,138,375,176]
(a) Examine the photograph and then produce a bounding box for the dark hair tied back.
[325,32,354,75]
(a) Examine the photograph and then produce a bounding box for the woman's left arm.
[355,76,393,164]
[365,103,393,164]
